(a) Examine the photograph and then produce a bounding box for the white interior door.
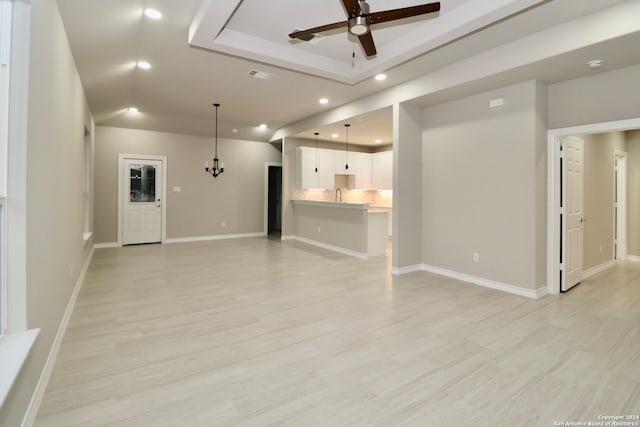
[122,159,163,245]
[562,136,584,291]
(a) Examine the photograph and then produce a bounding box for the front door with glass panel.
[122,159,163,244]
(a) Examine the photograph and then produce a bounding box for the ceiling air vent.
[290,28,326,45]
[248,69,277,80]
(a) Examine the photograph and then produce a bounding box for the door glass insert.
[129,164,156,202]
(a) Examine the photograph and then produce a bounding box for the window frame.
[0,1,40,412]
[0,198,5,337]
[0,0,11,338]
[82,128,92,244]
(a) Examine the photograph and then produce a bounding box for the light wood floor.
[35,238,640,426]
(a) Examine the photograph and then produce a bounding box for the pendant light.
[205,103,224,177]
[314,132,319,173]
[344,123,350,171]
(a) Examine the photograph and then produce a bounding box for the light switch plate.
[173,186,181,192]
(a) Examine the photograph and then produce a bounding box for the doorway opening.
[614,150,627,260]
[265,162,282,237]
[547,118,640,295]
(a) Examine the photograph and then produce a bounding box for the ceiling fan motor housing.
[348,15,371,35]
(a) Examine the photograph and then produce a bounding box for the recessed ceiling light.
[375,73,387,81]
[137,61,151,70]
[144,8,162,19]
[331,133,339,138]
[375,139,382,144]
[259,124,268,130]
[587,59,603,69]
[127,107,139,113]
[319,97,329,105]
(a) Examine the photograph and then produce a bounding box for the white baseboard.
[164,232,265,244]
[421,263,546,299]
[21,246,95,427]
[96,233,266,247]
[533,286,548,299]
[93,242,120,249]
[391,264,424,275]
[625,255,640,262]
[288,236,367,259]
[280,235,295,241]
[582,259,616,279]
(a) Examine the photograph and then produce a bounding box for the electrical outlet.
[221,221,226,228]
[70,264,74,278]
[473,252,479,263]
[317,226,321,233]
[600,245,603,253]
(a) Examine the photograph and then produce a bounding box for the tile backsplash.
[293,189,392,207]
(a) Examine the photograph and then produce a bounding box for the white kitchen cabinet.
[334,151,371,189]
[334,148,352,175]
[297,146,391,190]
[317,149,336,189]
[353,152,372,189]
[296,147,335,189]
[371,151,392,190]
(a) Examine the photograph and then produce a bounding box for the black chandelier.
[205,103,224,177]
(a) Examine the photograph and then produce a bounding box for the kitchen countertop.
[291,199,369,210]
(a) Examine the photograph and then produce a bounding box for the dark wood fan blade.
[342,0,361,17]
[370,2,440,25]
[289,21,348,39]
[358,32,377,57]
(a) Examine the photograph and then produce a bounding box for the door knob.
[580,217,587,222]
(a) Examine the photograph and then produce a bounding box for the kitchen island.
[289,200,389,258]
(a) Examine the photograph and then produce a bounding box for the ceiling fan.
[288,0,441,57]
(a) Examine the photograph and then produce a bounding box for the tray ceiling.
[189,0,545,83]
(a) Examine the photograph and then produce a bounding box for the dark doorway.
[268,165,282,235]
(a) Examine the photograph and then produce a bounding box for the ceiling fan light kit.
[289,0,440,57]
[349,1,370,36]
[348,16,371,36]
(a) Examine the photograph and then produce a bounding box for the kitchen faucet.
[335,188,342,202]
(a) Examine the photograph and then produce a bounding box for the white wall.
[421,80,545,291]
[394,103,423,270]
[581,132,626,270]
[626,130,640,257]
[94,126,282,243]
[0,0,95,425]
[548,64,640,129]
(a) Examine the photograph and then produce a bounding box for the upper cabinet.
[296,147,335,189]
[371,151,393,190]
[353,152,371,190]
[334,149,350,175]
[296,146,392,190]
